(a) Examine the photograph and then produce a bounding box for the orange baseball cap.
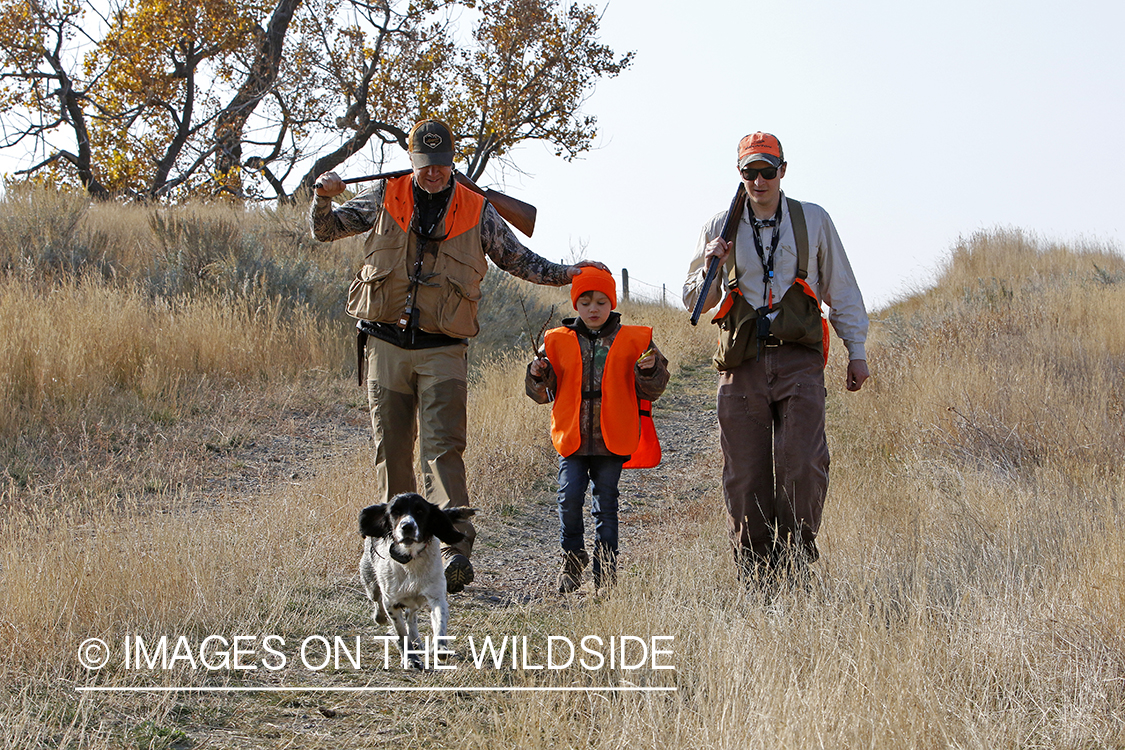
[570,267,617,310]
[738,132,784,169]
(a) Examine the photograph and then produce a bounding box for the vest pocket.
[769,281,824,347]
[436,276,481,338]
[713,294,759,371]
[346,265,395,321]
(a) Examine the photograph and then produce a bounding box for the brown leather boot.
[557,550,589,594]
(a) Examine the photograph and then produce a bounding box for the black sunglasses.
[741,165,780,181]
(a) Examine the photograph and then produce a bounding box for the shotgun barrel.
[341,169,412,184]
[690,183,746,326]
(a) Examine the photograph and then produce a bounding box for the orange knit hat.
[569,267,617,309]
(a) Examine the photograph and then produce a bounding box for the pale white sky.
[490,0,1125,310]
[4,0,1122,312]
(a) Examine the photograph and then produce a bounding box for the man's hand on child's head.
[566,259,611,278]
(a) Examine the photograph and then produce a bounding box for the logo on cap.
[423,132,443,149]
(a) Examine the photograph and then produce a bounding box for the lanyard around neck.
[748,199,784,306]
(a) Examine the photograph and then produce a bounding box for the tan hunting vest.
[346,175,487,339]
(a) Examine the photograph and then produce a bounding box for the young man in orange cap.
[527,268,670,593]
[311,119,608,594]
[683,132,870,587]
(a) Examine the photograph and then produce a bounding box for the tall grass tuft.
[0,184,359,315]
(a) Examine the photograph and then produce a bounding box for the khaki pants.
[365,337,475,557]
[716,343,829,565]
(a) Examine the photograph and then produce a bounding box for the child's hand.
[637,348,657,371]
[530,357,550,378]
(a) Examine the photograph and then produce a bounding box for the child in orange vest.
[526,268,670,593]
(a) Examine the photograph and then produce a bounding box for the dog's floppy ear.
[430,507,476,545]
[444,507,477,524]
[358,504,391,538]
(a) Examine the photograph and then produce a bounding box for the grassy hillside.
[1,187,1122,748]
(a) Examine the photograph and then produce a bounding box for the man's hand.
[314,171,346,198]
[846,359,869,392]
[704,237,732,266]
[566,259,611,278]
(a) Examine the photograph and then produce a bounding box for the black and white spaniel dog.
[358,492,476,668]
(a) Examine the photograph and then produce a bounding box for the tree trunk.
[212,0,303,190]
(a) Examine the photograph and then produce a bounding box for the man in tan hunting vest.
[312,119,605,594]
[683,132,870,587]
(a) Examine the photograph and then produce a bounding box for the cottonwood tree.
[89,0,273,197]
[451,0,633,180]
[0,0,286,198]
[0,0,632,200]
[0,0,110,196]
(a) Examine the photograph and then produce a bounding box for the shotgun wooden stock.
[453,173,537,238]
[690,183,746,326]
[341,169,537,237]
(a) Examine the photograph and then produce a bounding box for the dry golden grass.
[1,216,1123,747]
[0,277,343,432]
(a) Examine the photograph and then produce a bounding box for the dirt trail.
[159,360,722,609]
[172,362,723,608]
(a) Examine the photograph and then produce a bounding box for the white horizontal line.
[76,686,677,693]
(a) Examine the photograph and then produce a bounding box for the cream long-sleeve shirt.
[682,191,869,361]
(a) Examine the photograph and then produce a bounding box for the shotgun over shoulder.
[341,169,537,238]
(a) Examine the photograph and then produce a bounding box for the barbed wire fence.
[560,241,681,308]
[617,268,681,308]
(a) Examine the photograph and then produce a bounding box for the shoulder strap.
[383,174,415,234]
[723,205,743,291]
[726,197,809,286]
[786,197,809,280]
[445,181,487,240]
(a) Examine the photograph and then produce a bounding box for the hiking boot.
[592,548,617,592]
[444,554,475,594]
[557,550,589,594]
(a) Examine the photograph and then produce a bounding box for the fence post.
[621,268,629,301]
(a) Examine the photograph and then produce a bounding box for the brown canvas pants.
[365,337,475,558]
[716,343,829,566]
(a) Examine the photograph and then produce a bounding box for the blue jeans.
[557,454,626,555]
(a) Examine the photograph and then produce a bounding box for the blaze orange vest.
[383,174,484,240]
[544,325,658,461]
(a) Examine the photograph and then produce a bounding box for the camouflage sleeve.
[635,341,671,401]
[309,183,386,242]
[480,202,572,286]
[525,356,557,404]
